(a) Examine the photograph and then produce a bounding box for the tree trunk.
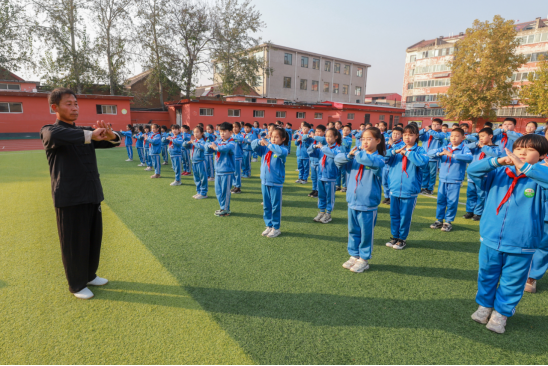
[107,29,115,95]
[151,7,164,110]
[185,60,193,99]
[472,117,478,132]
[68,0,81,93]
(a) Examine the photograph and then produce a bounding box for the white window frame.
[342,85,349,95]
[314,113,323,119]
[276,111,286,118]
[323,82,329,92]
[284,53,292,65]
[379,115,385,121]
[357,67,363,77]
[99,105,117,115]
[296,112,306,119]
[253,110,264,118]
[355,86,362,96]
[199,108,214,116]
[311,80,319,91]
[0,83,21,90]
[283,77,291,88]
[228,109,240,117]
[347,113,355,120]
[0,102,23,113]
[267,99,277,104]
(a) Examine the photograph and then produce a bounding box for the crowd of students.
[118,117,548,334]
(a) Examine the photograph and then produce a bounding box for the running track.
[0,139,44,152]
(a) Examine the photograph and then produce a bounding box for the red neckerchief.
[496,168,526,214]
[355,164,365,193]
[402,150,409,177]
[501,133,508,149]
[169,133,178,147]
[479,152,486,160]
[427,135,433,149]
[445,146,456,167]
[216,138,234,160]
[321,144,339,168]
[264,151,273,171]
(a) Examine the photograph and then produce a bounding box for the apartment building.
[401,17,548,130]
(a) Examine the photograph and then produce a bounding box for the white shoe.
[342,256,358,269]
[319,212,332,224]
[295,179,302,183]
[170,181,182,186]
[471,305,493,325]
[162,161,168,165]
[208,177,215,181]
[252,158,258,162]
[267,229,281,238]
[145,167,153,171]
[313,212,325,222]
[73,287,94,299]
[295,169,299,172]
[87,276,109,286]
[137,163,145,167]
[300,180,308,184]
[192,194,199,198]
[350,258,369,273]
[195,194,208,199]
[125,159,133,162]
[486,310,507,334]
[262,227,273,236]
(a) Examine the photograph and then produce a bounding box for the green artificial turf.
[1,147,548,364]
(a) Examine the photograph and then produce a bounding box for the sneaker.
[313,212,325,222]
[420,188,427,194]
[320,212,332,224]
[162,161,168,165]
[425,190,434,195]
[486,310,507,334]
[311,190,318,197]
[214,209,231,216]
[145,167,153,171]
[471,305,493,324]
[262,227,273,236]
[308,190,315,197]
[472,214,481,221]
[342,256,359,269]
[341,187,347,193]
[73,287,94,299]
[430,221,443,229]
[300,180,308,184]
[350,258,369,273]
[441,222,452,232]
[87,276,108,286]
[150,174,160,178]
[170,181,182,186]
[137,163,145,167]
[463,212,474,219]
[252,158,258,162]
[382,198,389,204]
[336,186,341,191]
[192,194,199,198]
[295,169,299,172]
[195,194,208,199]
[393,239,407,250]
[267,228,281,238]
[232,187,241,194]
[295,179,303,183]
[525,278,537,293]
[125,159,133,162]
[383,198,391,205]
[230,187,236,193]
[386,237,398,247]
[208,177,215,181]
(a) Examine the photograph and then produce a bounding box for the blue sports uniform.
[337,135,353,189]
[187,138,208,196]
[295,132,313,181]
[241,130,254,178]
[530,200,548,282]
[161,132,169,163]
[385,144,429,240]
[252,141,288,230]
[335,150,385,261]
[308,142,341,214]
[119,130,134,160]
[468,158,548,317]
[143,132,152,167]
[181,132,192,173]
[382,139,405,199]
[419,129,446,191]
[213,137,236,211]
[165,133,183,182]
[493,129,523,154]
[309,136,326,192]
[148,132,163,175]
[285,128,293,154]
[135,132,145,164]
[204,132,216,179]
[428,142,473,223]
[232,132,244,189]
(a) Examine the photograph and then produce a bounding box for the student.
[378,121,391,141]
[241,123,254,178]
[337,124,354,192]
[165,125,183,186]
[419,118,446,195]
[186,126,209,199]
[353,123,367,141]
[295,122,313,184]
[231,122,244,194]
[308,128,341,224]
[119,124,134,161]
[335,121,343,135]
[252,127,289,238]
[467,135,548,333]
[148,123,163,178]
[335,127,386,273]
[308,125,326,198]
[463,128,502,221]
[428,128,473,232]
[441,124,450,146]
[493,117,523,154]
[209,122,236,216]
[143,125,153,171]
[382,127,405,205]
[181,125,192,175]
[160,125,169,165]
[285,123,293,154]
[204,124,216,181]
[251,121,261,162]
[383,124,429,249]
[135,126,146,166]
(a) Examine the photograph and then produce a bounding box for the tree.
[519,56,548,120]
[0,0,35,78]
[90,0,134,95]
[439,15,527,129]
[210,0,269,96]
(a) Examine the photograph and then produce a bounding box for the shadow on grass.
[0,280,7,289]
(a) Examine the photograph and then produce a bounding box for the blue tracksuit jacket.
[135,133,144,148]
[120,131,133,146]
[148,133,162,155]
[419,129,445,161]
[428,142,473,183]
[493,129,523,153]
[165,134,183,156]
[213,138,236,174]
[251,141,288,186]
[385,144,429,198]
[232,132,244,159]
[308,143,341,182]
[295,134,313,159]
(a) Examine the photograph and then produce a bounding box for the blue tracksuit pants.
[233,158,242,188]
[297,158,310,181]
[182,150,191,173]
[144,147,152,166]
[382,165,390,198]
[262,184,283,229]
[530,247,548,280]
[476,243,534,317]
[348,208,377,260]
[318,180,336,213]
[311,164,319,191]
[136,147,145,164]
[215,173,233,211]
[171,155,181,182]
[192,161,208,196]
[389,196,418,240]
[126,145,133,160]
[336,167,347,188]
[205,154,215,178]
[162,146,168,162]
[436,182,461,223]
[421,160,438,191]
[465,179,486,216]
[150,154,161,175]
[242,151,252,177]
[288,142,292,154]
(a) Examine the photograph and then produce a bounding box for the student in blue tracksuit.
[165,124,183,186]
[419,118,446,194]
[428,128,473,232]
[384,124,429,250]
[185,126,209,199]
[143,125,153,171]
[160,126,169,165]
[285,123,293,154]
[148,123,163,178]
[241,123,254,178]
[335,127,386,273]
[308,128,341,224]
[308,125,326,198]
[523,121,543,136]
[181,125,192,175]
[526,199,548,294]
[295,122,313,184]
[134,126,146,166]
[467,134,548,334]
[337,124,354,193]
[463,128,502,221]
[382,127,404,205]
[209,122,236,216]
[119,124,134,161]
[231,122,244,194]
[252,127,289,238]
[251,121,261,161]
[493,118,523,154]
[205,124,216,181]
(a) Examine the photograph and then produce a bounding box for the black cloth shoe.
[312,190,318,197]
[232,187,241,194]
[308,190,315,197]
[336,186,341,191]
[463,212,474,219]
[472,214,481,221]
[393,239,407,250]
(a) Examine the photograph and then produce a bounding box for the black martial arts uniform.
[41,120,120,293]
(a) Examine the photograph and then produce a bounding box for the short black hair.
[392,127,403,133]
[459,123,469,129]
[144,125,151,131]
[302,122,311,129]
[452,127,465,136]
[48,88,77,106]
[379,121,387,128]
[286,123,292,127]
[432,118,443,124]
[234,121,241,128]
[171,124,180,130]
[161,125,168,131]
[403,124,419,135]
[527,121,538,128]
[442,124,448,128]
[504,117,517,125]
[207,124,214,130]
[197,122,204,127]
[182,125,190,131]
[479,127,493,136]
[514,134,548,157]
[316,124,326,132]
[396,123,404,127]
[219,122,233,131]
[138,125,144,132]
[484,122,493,128]
[326,128,342,145]
[364,122,372,127]
[244,123,253,128]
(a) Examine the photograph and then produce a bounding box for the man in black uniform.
[41,88,121,299]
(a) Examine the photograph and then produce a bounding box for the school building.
[401,16,548,132]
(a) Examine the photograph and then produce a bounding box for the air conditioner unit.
[32,89,37,92]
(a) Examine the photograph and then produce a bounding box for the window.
[276,111,286,118]
[267,99,277,104]
[199,108,213,116]
[334,63,340,73]
[357,67,363,77]
[296,112,306,119]
[0,83,21,90]
[245,97,257,102]
[284,53,292,65]
[301,56,309,68]
[300,79,307,90]
[412,78,451,88]
[253,110,264,118]
[324,61,331,72]
[228,109,240,117]
[96,105,117,115]
[355,86,362,96]
[283,77,291,88]
[333,83,339,94]
[344,65,350,75]
[407,83,413,90]
[311,80,319,91]
[342,85,348,95]
[314,113,323,119]
[323,82,329,92]
[347,113,354,120]
[410,55,416,62]
[364,114,370,123]
[379,115,385,121]
[394,116,400,125]
[312,58,320,70]
[0,102,22,113]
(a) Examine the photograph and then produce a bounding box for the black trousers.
[55,203,103,293]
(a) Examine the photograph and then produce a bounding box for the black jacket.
[41,120,120,208]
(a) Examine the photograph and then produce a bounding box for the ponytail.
[364,127,386,156]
